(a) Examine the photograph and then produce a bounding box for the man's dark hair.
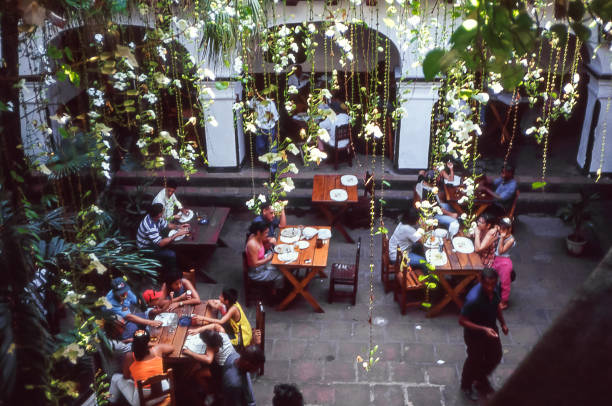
[241,344,265,366]
[200,330,223,349]
[400,207,419,225]
[273,384,304,406]
[249,220,269,236]
[221,288,238,307]
[259,201,272,214]
[502,164,515,175]
[481,267,499,281]
[165,179,178,189]
[148,203,164,217]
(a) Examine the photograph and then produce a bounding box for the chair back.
[182,269,196,289]
[137,368,175,406]
[364,171,374,197]
[242,252,251,305]
[507,189,520,220]
[354,237,361,276]
[255,301,265,375]
[335,124,351,147]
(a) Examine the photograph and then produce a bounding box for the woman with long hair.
[492,217,516,310]
[473,213,499,267]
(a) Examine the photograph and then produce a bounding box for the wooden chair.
[346,171,375,229]
[506,189,520,220]
[242,252,274,307]
[328,237,361,305]
[333,124,353,170]
[255,301,265,376]
[381,234,398,294]
[137,368,176,406]
[393,251,425,315]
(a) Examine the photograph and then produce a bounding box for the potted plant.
[557,189,599,256]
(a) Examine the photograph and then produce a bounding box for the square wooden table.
[443,181,495,218]
[426,238,485,317]
[150,302,211,362]
[272,226,331,313]
[311,175,358,243]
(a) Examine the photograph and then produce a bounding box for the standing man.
[253,202,286,247]
[459,268,508,401]
[137,203,189,273]
[250,97,280,173]
[105,277,162,340]
[221,345,265,406]
[152,179,189,221]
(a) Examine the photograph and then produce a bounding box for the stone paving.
[193,209,608,406]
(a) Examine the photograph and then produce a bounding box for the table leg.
[318,205,354,244]
[427,273,478,317]
[276,268,324,313]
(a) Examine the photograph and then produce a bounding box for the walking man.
[459,268,509,401]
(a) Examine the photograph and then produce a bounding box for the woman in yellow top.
[193,288,252,347]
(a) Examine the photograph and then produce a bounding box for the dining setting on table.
[311,173,359,243]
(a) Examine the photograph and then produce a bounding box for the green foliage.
[557,190,599,239]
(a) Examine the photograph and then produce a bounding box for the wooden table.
[272,226,331,313]
[426,238,485,317]
[311,175,358,243]
[172,206,230,283]
[150,302,212,362]
[443,181,495,217]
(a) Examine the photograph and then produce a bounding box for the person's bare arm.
[497,306,509,335]
[497,234,514,255]
[198,305,238,325]
[125,313,162,327]
[278,209,287,228]
[122,352,133,379]
[475,229,497,253]
[152,343,175,357]
[459,315,498,338]
[158,228,189,247]
[183,347,216,364]
[167,280,200,310]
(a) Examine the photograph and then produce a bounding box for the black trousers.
[461,328,502,390]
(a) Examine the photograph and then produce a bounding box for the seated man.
[415,170,460,237]
[389,207,426,269]
[152,179,189,221]
[137,203,189,272]
[287,64,309,92]
[253,202,286,247]
[105,278,162,341]
[479,165,517,215]
[221,345,265,406]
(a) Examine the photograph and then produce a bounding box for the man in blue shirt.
[253,203,286,247]
[105,277,162,340]
[480,165,517,215]
[459,268,508,402]
[221,345,264,406]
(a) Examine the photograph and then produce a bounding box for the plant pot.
[566,236,587,256]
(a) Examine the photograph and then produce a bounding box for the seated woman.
[388,207,426,270]
[245,221,284,289]
[438,157,457,184]
[492,217,516,310]
[109,329,174,406]
[159,271,200,311]
[193,288,253,348]
[415,170,459,237]
[473,213,499,267]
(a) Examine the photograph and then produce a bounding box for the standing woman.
[109,330,174,406]
[473,213,499,267]
[492,217,516,310]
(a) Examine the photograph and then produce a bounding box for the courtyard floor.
[190,207,609,406]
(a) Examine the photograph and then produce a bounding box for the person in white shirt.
[317,104,351,151]
[287,64,309,90]
[389,208,427,270]
[152,179,188,220]
[251,97,280,173]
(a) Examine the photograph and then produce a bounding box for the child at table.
[159,271,200,311]
[192,288,253,348]
[492,217,516,310]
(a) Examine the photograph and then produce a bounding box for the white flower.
[258,194,266,203]
[136,138,147,148]
[573,73,580,84]
[286,143,300,155]
[287,163,299,173]
[460,213,467,220]
[287,85,298,95]
[280,177,295,193]
[420,200,431,209]
[157,45,167,62]
[207,116,218,127]
[94,33,104,44]
[308,23,316,33]
[563,83,574,94]
[50,113,71,125]
[138,74,148,82]
[154,73,171,87]
[365,122,383,138]
[431,186,439,194]
[472,93,489,104]
[159,130,177,145]
[234,56,243,73]
[186,116,197,126]
[490,82,504,94]
[317,128,331,142]
[290,42,299,53]
[458,196,468,204]
[143,93,158,104]
[258,152,283,164]
[309,147,327,163]
[62,343,85,364]
[142,124,154,134]
[94,296,113,309]
[246,198,255,209]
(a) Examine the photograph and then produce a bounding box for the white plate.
[278,251,299,262]
[330,189,348,202]
[280,235,300,244]
[168,229,186,241]
[183,334,207,354]
[296,240,310,249]
[424,235,442,249]
[433,228,448,239]
[154,313,178,327]
[317,229,332,240]
[452,236,475,254]
[340,175,358,187]
[302,227,318,240]
[274,244,294,254]
[280,228,300,238]
[426,249,448,267]
[178,209,194,223]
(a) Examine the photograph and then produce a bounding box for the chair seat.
[395,269,424,290]
[331,263,356,282]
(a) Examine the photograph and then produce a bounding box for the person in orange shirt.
[108,329,174,406]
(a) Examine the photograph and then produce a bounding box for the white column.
[577,48,612,174]
[200,81,245,170]
[396,81,438,170]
